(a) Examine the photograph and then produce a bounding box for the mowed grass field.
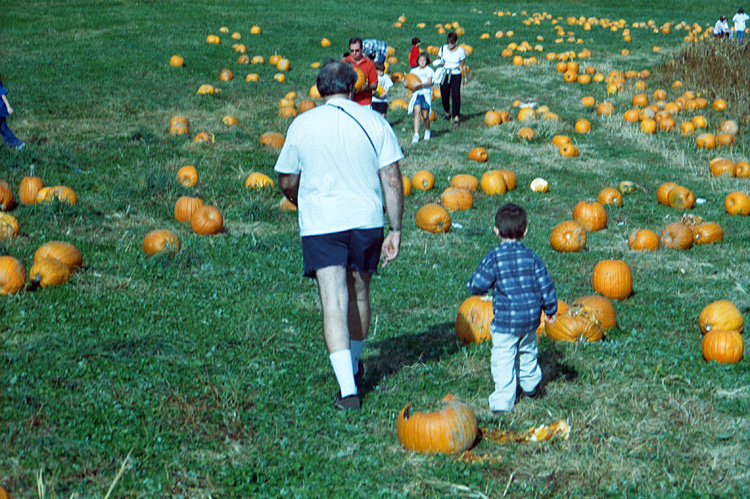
[1,0,749,497]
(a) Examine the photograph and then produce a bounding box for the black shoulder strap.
[328,104,377,154]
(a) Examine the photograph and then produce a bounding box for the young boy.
[371,61,393,117]
[0,75,25,150]
[466,203,558,414]
[408,37,421,67]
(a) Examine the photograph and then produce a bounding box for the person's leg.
[517,329,543,394]
[451,74,462,121]
[440,78,451,117]
[422,107,431,140]
[739,30,745,45]
[0,118,23,147]
[346,269,372,342]
[488,332,520,412]
[413,104,422,135]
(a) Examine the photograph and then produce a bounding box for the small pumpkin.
[591,259,632,300]
[696,133,716,149]
[222,115,239,126]
[456,295,493,344]
[597,187,622,206]
[176,165,198,187]
[19,176,44,205]
[468,147,488,162]
[574,118,591,133]
[735,161,750,178]
[416,203,451,233]
[691,222,723,245]
[36,186,77,205]
[218,68,234,81]
[550,220,587,253]
[725,191,750,215]
[174,196,204,223]
[450,174,479,193]
[397,394,478,454]
[559,144,579,157]
[572,201,607,232]
[34,241,83,271]
[699,300,743,335]
[0,213,20,239]
[190,205,223,235]
[29,258,71,288]
[480,171,507,195]
[298,100,316,113]
[530,178,549,192]
[517,127,537,140]
[245,172,275,189]
[628,229,659,251]
[702,330,744,364]
[260,132,285,149]
[402,176,412,196]
[640,119,657,134]
[143,229,181,257]
[0,255,26,294]
[618,181,636,195]
[169,55,185,67]
[660,222,693,250]
[552,135,571,147]
[411,170,435,191]
[440,188,474,211]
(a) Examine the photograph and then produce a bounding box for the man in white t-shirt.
[732,7,749,44]
[275,60,404,410]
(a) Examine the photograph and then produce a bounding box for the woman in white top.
[732,7,749,44]
[435,32,467,126]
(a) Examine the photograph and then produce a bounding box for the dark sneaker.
[334,393,361,410]
[492,409,508,416]
[523,384,543,399]
[353,360,364,389]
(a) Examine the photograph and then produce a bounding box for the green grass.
[1,1,749,498]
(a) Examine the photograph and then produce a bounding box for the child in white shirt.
[732,8,750,44]
[404,52,434,144]
[371,62,393,117]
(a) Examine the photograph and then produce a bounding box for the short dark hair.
[495,203,527,239]
[349,37,363,48]
[447,32,458,44]
[316,60,357,97]
[417,52,430,64]
[411,37,421,45]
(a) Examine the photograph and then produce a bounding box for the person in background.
[435,32,468,127]
[714,15,730,38]
[0,74,25,150]
[342,37,379,106]
[371,61,393,117]
[363,38,389,63]
[275,61,404,411]
[408,37,421,67]
[465,203,558,414]
[732,7,749,44]
[404,52,434,144]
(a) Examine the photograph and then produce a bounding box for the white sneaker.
[412,132,419,144]
[424,130,431,141]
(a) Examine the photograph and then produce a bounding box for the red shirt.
[342,55,378,105]
[409,45,420,67]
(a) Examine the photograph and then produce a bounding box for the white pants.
[489,329,542,412]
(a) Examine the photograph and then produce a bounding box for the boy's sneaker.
[523,384,543,399]
[334,392,361,410]
[14,142,25,151]
[424,130,431,141]
[412,132,419,144]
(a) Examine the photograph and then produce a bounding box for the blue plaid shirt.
[466,240,558,335]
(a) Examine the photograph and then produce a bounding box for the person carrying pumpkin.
[342,37,379,106]
[275,60,404,411]
[465,203,558,414]
[0,74,25,150]
[404,52,434,144]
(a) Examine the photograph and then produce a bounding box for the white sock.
[330,350,357,397]
[350,340,365,374]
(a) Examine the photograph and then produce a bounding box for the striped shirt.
[466,240,558,335]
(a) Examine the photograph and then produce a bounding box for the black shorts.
[371,102,388,115]
[302,228,384,278]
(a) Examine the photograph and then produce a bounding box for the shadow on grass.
[364,322,458,392]
[539,344,579,389]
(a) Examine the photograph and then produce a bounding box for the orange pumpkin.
[415,203,451,233]
[497,170,517,191]
[29,258,71,288]
[36,186,77,205]
[660,222,693,250]
[709,158,736,178]
[245,172,275,189]
[692,222,724,245]
[572,295,617,330]
[725,191,750,215]
[411,170,435,191]
[656,182,679,205]
[176,165,198,187]
[591,259,633,300]
[0,213,19,240]
[397,394,478,454]
[628,229,659,251]
[260,132,285,149]
[440,188,474,211]
[597,187,622,206]
[667,186,695,210]
[468,147,488,162]
[572,201,607,231]
[702,330,744,364]
[545,307,605,343]
[574,118,591,133]
[456,295,493,344]
[190,205,223,235]
[174,196,204,223]
[33,241,83,271]
[19,176,44,205]
[0,180,15,211]
[450,174,479,193]
[143,229,181,257]
[699,300,744,335]
[480,171,507,195]
[0,255,26,294]
[550,220,587,253]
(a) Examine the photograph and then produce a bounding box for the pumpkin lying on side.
[397,394,478,454]
[456,295,493,344]
[29,258,71,288]
[545,302,606,342]
[416,203,451,233]
[34,241,83,271]
[143,230,181,257]
[0,255,26,294]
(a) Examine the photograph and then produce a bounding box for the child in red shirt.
[408,37,421,67]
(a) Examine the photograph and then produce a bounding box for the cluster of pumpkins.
[0,241,82,294]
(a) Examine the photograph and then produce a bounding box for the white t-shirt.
[714,19,729,35]
[274,97,404,236]
[733,12,749,31]
[409,65,434,100]
[372,73,393,103]
[439,45,466,75]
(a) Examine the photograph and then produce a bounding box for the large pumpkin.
[497,169,517,191]
[572,201,607,232]
[480,171,507,195]
[591,259,632,300]
[536,299,569,338]
[440,188,474,211]
[416,204,451,233]
[456,295,493,344]
[29,258,71,288]
[550,220,587,253]
[699,300,743,335]
[190,205,223,235]
[143,229,181,256]
[397,394,478,454]
[36,186,78,205]
[545,307,605,343]
[174,196,204,223]
[0,255,26,294]
[667,186,695,210]
[656,182,679,205]
[660,222,693,250]
[702,330,744,364]
[34,241,83,271]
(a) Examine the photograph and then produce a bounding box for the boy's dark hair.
[373,61,385,71]
[411,37,421,45]
[316,60,357,97]
[495,203,527,239]
[447,32,458,44]
[417,52,430,64]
